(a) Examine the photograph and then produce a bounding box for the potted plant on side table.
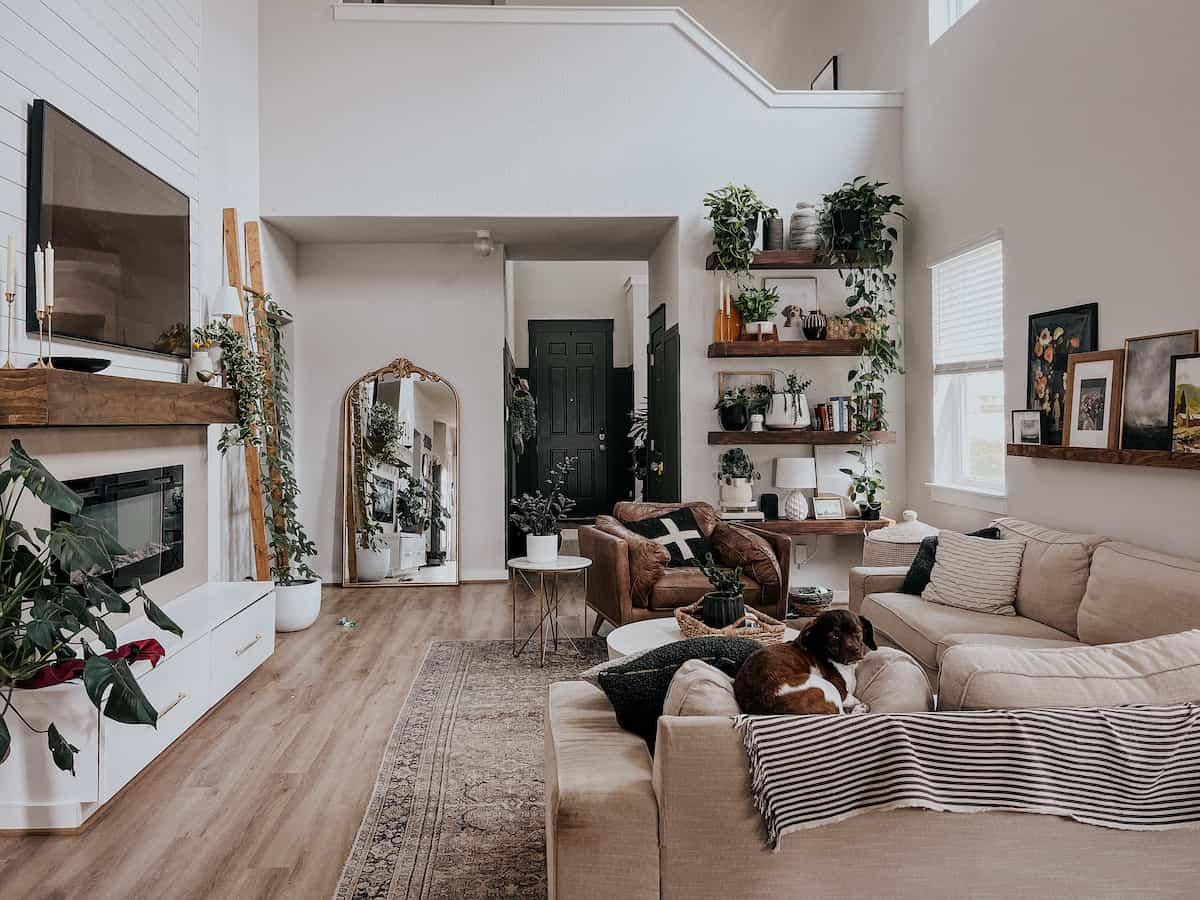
[717,447,760,510]
[509,457,578,563]
[694,553,746,628]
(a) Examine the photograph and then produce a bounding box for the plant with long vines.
[703,183,768,286]
[509,381,537,458]
[349,387,384,551]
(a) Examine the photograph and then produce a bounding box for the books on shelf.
[811,394,882,433]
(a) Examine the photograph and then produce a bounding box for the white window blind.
[932,240,1004,372]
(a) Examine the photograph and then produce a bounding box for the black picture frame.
[810,56,838,91]
[1011,409,1042,445]
[1026,303,1098,446]
[1167,352,1200,454]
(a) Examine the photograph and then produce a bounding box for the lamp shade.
[774,457,817,490]
[214,284,243,318]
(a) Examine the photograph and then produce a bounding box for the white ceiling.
[261,215,677,260]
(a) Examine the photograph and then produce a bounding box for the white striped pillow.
[922,529,1025,616]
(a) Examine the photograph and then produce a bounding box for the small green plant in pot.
[716,447,760,510]
[734,285,780,338]
[839,449,884,520]
[509,457,578,563]
[714,388,751,432]
[694,553,746,629]
[703,183,768,285]
[766,370,813,429]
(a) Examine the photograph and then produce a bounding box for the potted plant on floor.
[716,447,760,509]
[840,448,885,520]
[714,387,751,431]
[703,183,768,285]
[735,285,780,338]
[0,440,182,774]
[765,370,813,430]
[509,457,577,563]
[694,553,746,628]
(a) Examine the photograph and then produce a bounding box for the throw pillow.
[594,635,761,747]
[662,659,740,717]
[938,630,1200,710]
[921,530,1025,616]
[622,507,714,568]
[900,526,1001,595]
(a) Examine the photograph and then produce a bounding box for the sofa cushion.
[662,659,740,717]
[993,517,1107,637]
[861,591,1075,671]
[921,530,1026,616]
[709,522,782,591]
[854,647,934,712]
[614,500,718,537]
[935,632,1081,665]
[938,630,1200,710]
[649,568,761,611]
[899,527,1001,596]
[1079,542,1200,645]
[623,506,713,568]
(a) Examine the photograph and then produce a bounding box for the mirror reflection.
[343,359,459,586]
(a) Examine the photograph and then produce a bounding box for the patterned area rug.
[334,639,607,900]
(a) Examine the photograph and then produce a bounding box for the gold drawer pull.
[159,692,188,718]
[235,633,264,657]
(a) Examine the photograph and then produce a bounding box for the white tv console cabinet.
[0,581,275,831]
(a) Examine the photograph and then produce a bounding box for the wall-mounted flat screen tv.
[26,100,190,357]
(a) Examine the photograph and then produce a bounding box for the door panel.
[645,305,681,502]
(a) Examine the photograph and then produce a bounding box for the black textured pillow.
[622,507,713,568]
[900,527,1001,595]
[593,636,760,748]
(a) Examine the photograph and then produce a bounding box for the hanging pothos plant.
[509,379,537,458]
[703,183,768,286]
[817,177,905,511]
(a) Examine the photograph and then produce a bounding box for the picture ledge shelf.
[704,250,866,270]
[708,340,863,358]
[0,369,238,427]
[1006,444,1200,470]
[708,430,896,446]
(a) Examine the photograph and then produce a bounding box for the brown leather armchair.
[578,501,790,632]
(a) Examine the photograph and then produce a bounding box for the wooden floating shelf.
[1006,444,1200,470]
[705,250,863,271]
[708,430,896,446]
[0,369,238,427]
[749,517,893,536]
[707,339,863,358]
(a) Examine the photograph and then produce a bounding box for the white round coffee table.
[606,616,800,660]
[508,555,591,666]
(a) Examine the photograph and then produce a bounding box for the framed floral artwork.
[1026,303,1098,446]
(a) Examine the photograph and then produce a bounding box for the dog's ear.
[798,619,820,652]
[859,615,877,651]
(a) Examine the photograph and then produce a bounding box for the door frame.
[645,304,681,502]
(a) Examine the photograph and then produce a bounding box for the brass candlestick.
[45,306,54,367]
[34,308,47,367]
[2,291,14,369]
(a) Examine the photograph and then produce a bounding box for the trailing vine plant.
[703,183,768,286]
[509,379,537,458]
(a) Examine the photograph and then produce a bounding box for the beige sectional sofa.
[850,517,1200,673]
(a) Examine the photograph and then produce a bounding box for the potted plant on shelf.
[694,553,746,629]
[703,183,768,285]
[765,370,813,430]
[716,447,760,509]
[509,457,578,563]
[0,440,182,775]
[735,285,780,338]
[714,387,751,432]
[840,448,885,520]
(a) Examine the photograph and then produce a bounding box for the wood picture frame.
[1168,352,1200,453]
[1062,349,1124,450]
[1120,330,1199,450]
[716,370,776,405]
[1026,302,1099,446]
[812,495,845,520]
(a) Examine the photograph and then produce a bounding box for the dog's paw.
[846,699,870,715]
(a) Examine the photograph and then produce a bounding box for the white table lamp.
[214,284,243,321]
[775,457,817,520]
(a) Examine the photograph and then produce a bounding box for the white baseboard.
[461,568,509,583]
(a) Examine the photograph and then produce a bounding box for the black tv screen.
[26,100,190,357]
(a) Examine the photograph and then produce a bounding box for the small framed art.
[1168,352,1200,453]
[1011,409,1042,445]
[1062,350,1125,450]
[717,370,776,405]
[812,495,846,520]
[766,277,817,340]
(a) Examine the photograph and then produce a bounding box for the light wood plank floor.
[0,580,592,900]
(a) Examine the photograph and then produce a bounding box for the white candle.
[33,245,44,312]
[5,234,13,296]
[45,243,53,309]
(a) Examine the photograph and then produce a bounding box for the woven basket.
[789,597,834,618]
[675,601,787,645]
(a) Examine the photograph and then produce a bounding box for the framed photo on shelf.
[1062,350,1125,450]
[1026,303,1099,446]
[716,370,776,405]
[1011,409,1043,445]
[812,495,846,520]
[765,277,817,340]
[1168,352,1200,454]
[1120,330,1199,450]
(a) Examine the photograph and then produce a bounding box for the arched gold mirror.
[342,358,459,586]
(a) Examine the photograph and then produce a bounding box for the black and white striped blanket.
[736,704,1200,850]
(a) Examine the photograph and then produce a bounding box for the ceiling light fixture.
[474,229,493,258]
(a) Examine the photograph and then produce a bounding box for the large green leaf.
[83,578,130,615]
[47,723,78,776]
[82,656,158,727]
[73,516,127,558]
[131,579,182,639]
[48,525,112,577]
[8,441,83,514]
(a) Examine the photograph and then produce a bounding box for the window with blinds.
[931,239,1006,497]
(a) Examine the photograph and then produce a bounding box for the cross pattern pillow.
[922,530,1026,617]
[623,507,713,568]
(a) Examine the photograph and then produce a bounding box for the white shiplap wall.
[0,0,202,380]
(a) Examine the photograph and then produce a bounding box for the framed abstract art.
[1120,330,1198,450]
[1027,303,1098,446]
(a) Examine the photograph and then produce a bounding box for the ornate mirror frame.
[341,357,461,587]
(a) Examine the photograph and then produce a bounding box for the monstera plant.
[0,441,182,774]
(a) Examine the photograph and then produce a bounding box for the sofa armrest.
[578,524,633,626]
[848,566,910,613]
[711,522,790,620]
[546,682,659,900]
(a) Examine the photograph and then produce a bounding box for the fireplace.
[52,465,185,590]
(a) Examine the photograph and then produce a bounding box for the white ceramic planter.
[274,578,321,632]
[765,392,811,429]
[719,477,754,508]
[356,545,391,583]
[744,321,776,336]
[190,350,215,384]
[526,534,559,563]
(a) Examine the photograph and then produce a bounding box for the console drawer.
[210,594,275,701]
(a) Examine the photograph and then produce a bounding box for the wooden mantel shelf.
[0,369,238,427]
[1006,443,1200,470]
[708,430,896,446]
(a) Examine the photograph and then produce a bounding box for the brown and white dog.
[734,610,877,716]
